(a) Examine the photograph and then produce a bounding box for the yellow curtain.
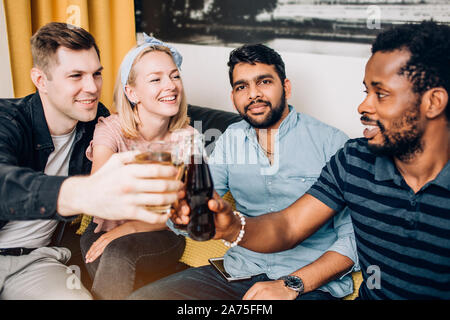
[3,0,136,111]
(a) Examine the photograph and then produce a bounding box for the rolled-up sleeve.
[326,207,360,275]
[308,142,359,274]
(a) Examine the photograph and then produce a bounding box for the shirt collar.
[30,92,53,150]
[431,160,450,190]
[374,155,402,184]
[374,153,450,190]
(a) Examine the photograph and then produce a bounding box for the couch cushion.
[187,105,242,152]
[188,105,242,133]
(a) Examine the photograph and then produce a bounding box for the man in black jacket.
[0,22,182,299]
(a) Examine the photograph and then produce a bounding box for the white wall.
[0,1,13,98]
[175,42,371,139]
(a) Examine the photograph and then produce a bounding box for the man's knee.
[53,286,93,300]
[1,280,93,300]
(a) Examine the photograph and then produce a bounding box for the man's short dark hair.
[31,22,100,77]
[372,20,450,120]
[227,44,286,86]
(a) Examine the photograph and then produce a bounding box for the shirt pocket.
[280,174,320,199]
[287,175,320,186]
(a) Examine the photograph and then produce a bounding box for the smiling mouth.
[362,123,378,131]
[361,122,380,139]
[76,98,97,105]
[159,95,177,103]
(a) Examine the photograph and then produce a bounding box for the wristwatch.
[278,275,304,295]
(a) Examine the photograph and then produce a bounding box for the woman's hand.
[85,223,133,263]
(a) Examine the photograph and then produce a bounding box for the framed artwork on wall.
[134,0,450,55]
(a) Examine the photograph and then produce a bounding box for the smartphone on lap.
[208,257,251,282]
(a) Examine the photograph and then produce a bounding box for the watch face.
[286,276,302,288]
[281,275,304,293]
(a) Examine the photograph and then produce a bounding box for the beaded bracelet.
[222,211,246,248]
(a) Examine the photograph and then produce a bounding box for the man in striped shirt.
[174,20,450,299]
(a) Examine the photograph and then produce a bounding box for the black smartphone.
[208,257,251,282]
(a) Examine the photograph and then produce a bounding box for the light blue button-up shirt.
[207,106,359,298]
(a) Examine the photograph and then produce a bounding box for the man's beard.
[240,91,287,129]
[366,100,424,161]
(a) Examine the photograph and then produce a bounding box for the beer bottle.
[185,139,215,241]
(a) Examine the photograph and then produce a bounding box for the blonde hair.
[114,45,189,139]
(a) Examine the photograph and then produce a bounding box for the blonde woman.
[80,36,192,299]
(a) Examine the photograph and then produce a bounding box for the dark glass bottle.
[185,153,216,241]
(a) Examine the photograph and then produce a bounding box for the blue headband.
[120,33,183,92]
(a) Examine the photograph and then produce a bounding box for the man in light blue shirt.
[129,44,358,300]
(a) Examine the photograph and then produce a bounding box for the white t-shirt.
[0,128,77,249]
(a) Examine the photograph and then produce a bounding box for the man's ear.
[422,87,448,120]
[283,78,292,100]
[30,67,48,93]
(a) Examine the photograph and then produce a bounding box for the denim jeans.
[128,265,339,300]
[80,222,185,300]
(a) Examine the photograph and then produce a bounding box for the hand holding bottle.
[172,191,240,242]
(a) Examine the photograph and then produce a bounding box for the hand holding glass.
[133,141,185,214]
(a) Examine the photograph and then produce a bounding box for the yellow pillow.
[179,238,229,267]
[76,215,93,235]
[343,271,363,300]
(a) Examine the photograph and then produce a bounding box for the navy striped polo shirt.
[307,138,450,299]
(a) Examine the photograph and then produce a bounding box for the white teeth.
[159,96,176,102]
[77,99,96,104]
[364,124,378,130]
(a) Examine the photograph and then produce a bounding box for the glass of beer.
[133,141,185,214]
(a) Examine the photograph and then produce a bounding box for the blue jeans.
[128,265,339,300]
[80,222,185,300]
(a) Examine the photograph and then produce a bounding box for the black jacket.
[0,92,109,233]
